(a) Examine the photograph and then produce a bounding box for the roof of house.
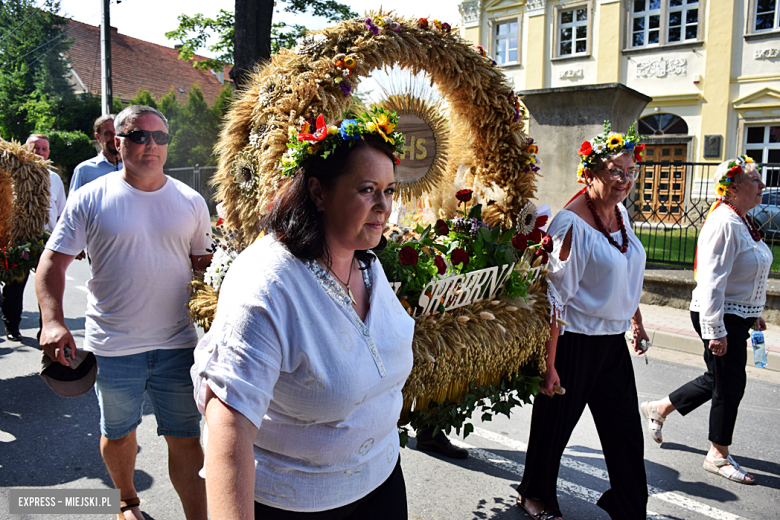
[64,19,233,106]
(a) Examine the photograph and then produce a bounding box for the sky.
[57,0,463,56]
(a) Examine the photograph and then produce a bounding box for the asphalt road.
[1,259,779,519]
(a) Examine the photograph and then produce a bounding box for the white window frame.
[743,123,780,163]
[489,16,521,67]
[553,1,593,60]
[666,0,700,44]
[625,0,704,51]
[746,0,780,39]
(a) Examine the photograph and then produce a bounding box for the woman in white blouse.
[192,113,414,519]
[517,126,649,520]
[641,156,770,485]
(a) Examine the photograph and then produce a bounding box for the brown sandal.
[120,497,141,512]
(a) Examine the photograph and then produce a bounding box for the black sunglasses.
[117,130,171,145]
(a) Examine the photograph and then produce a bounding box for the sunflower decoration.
[607,133,625,150]
[231,151,260,196]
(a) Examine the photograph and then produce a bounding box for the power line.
[1,26,71,68]
[1,9,100,69]
[0,4,40,47]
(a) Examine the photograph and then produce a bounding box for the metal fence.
[164,165,219,215]
[624,161,780,276]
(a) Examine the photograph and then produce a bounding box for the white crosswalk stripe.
[447,437,676,520]
[465,426,744,520]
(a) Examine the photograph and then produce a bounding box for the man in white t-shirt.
[36,106,211,520]
[1,134,65,341]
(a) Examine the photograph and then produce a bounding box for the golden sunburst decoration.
[373,76,449,203]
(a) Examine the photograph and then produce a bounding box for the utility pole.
[100,0,113,115]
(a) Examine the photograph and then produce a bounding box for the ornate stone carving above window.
[527,0,546,13]
[559,68,584,79]
[459,0,482,27]
[635,57,687,78]
[755,48,780,59]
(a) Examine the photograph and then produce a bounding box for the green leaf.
[398,427,409,448]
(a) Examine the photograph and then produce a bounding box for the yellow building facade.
[459,0,780,175]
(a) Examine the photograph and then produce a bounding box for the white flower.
[516,201,538,235]
[204,247,237,292]
[592,142,606,154]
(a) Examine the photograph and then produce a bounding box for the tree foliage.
[129,89,158,109]
[165,0,357,73]
[0,0,73,141]
[159,84,233,168]
[47,130,96,183]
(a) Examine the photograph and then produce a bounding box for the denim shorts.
[94,348,201,440]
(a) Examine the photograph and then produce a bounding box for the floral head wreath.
[576,121,646,184]
[280,107,405,177]
[715,155,756,198]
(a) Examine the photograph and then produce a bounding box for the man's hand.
[39,321,77,366]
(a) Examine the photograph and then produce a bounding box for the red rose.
[435,219,450,235]
[455,189,473,202]
[451,248,469,266]
[434,255,447,275]
[529,228,543,244]
[399,246,419,266]
[534,215,548,230]
[579,141,593,157]
[417,17,429,28]
[634,143,645,162]
[542,234,554,253]
[534,248,549,264]
[511,233,528,251]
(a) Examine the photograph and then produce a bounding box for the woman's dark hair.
[262,132,396,267]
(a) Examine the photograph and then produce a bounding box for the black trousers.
[517,332,647,520]
[1,273,28,332]
[253,457,407,519]
[669,312,753,447]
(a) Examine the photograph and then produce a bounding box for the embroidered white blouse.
[546,204,646,336]
[690,205,772,339]
[192,235,415,512]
